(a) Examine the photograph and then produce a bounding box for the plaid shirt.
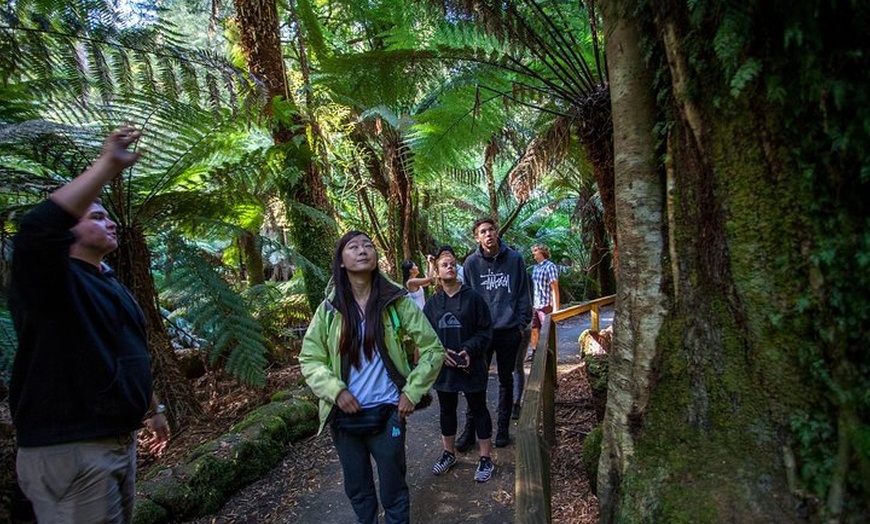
[532,258,559,309]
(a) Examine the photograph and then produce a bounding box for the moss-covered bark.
[601,0,869,522]
[133,391,317,523]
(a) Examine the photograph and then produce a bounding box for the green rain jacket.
[299,276,445,434]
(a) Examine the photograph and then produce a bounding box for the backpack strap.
[320,300,345,381]
[387,304,402,336]
[323,299,408,388]
[380,303,408,389]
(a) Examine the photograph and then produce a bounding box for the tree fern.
[0,309,16,390]
[242,279,312,351]
[0,0,256,111]
[161,238,268,387]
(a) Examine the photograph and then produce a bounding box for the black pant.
[438,389,492,439]
[463,328,523,432]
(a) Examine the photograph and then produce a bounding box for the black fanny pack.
[331,404,395,435]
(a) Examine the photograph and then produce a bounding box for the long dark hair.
[331,231,387,369]
[400,260,416,285]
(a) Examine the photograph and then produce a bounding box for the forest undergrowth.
[1,360,599,523]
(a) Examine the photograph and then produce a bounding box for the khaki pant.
[17,433,137,524]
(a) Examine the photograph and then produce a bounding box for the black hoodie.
[423,284,492,393]
[463,238,532,331]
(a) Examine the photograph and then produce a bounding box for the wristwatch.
[145,404,166,418]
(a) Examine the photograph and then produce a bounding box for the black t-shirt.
[9,200,152,446]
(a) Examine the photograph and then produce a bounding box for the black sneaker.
[511,403,521,420]
[474,456,495,482]
[494,430,509,447]
[432,450,457,475]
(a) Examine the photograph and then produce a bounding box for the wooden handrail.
[515,295,616,524]
[515,318,555,523]
[549,294,616,325]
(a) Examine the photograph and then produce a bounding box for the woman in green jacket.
[299,231,444,524]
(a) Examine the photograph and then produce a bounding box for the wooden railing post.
[544,316,556,447]
[516,295,615,524]
[591,305,600,332]
[516,317,554,523]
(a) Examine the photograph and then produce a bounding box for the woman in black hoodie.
[423,246,495,482]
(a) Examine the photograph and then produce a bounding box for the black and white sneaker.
[474,456,495,482]
[433,450,457,475]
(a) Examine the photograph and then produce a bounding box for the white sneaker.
[433,450,457,475]
[474,456,495,482]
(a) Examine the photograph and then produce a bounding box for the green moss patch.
[582,425,603,495]
[134,390,317,522]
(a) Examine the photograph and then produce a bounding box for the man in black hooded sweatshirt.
[456,218,532,449]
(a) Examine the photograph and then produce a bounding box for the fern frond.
[507,115,571,202]
[162,238,268,386]
[1,2,257,110]
[0,309,17,389]
[296,0,328,61]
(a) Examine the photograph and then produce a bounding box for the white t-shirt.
[407,287,425,309]
[347,321,400,408]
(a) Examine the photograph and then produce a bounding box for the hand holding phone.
[448,349,469,368]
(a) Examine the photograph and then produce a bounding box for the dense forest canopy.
[0,0,867,522]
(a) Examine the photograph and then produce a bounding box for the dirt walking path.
[186,309,612,524]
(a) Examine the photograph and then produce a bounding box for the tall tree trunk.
[484,138,499,220]
[598,2,666,521]
[241,231,265,286]
[233,0,336,309]
[109,224,202,422]
[600,0,869,521]
[385,139,415,262]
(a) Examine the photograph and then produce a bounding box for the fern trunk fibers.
[600,0,869,521]
[385,139,415,264]
[598,1,666,522]
[108,224,202,422]
[353,166,389,253]
[241,231,265,286]
[233,0,336,308]
[574,84,617,259]
[233,0,287,101]
[484,139,498,220]
[580,185,615,299]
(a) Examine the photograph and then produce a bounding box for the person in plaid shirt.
[527,243,560,359]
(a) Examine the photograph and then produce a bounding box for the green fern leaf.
[163,239,268,386]
[0,309,18,389]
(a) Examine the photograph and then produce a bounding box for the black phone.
[452,351,468,368]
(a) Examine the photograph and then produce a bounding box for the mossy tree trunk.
[233,0,337,309]
[240,231,265,286]
[599,0,869,522]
